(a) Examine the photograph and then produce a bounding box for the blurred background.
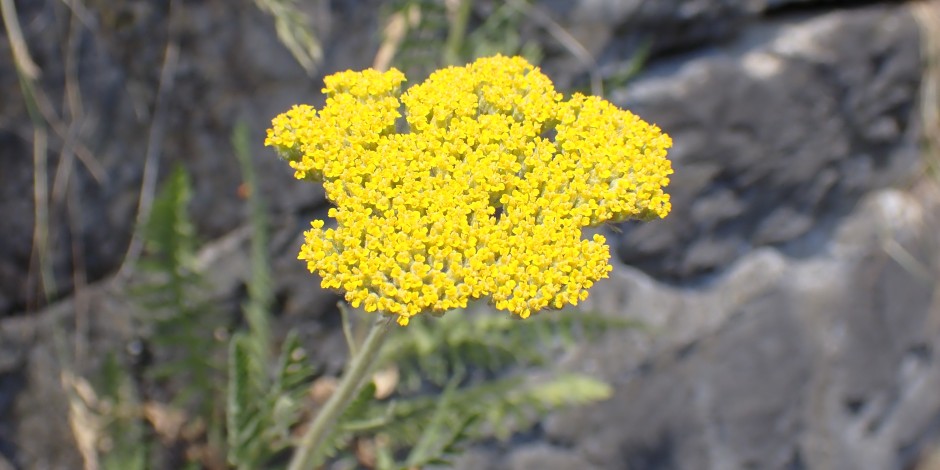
[2,0,940,469]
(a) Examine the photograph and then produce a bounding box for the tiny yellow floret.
[266,55,672,325]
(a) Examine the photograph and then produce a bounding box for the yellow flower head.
[266,55,672,326]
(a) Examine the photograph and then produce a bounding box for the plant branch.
[288,316,393,470]
[1,0,41,78]
[119,0,181,278]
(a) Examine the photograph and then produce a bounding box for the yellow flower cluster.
[266,55,672,326]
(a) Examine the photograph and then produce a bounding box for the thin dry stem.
[28,124,54,308]
[119,0,181,278]
[506,0,603,96]
[373,6,418,72]
[0,0,41,78]
[61,370,103,470]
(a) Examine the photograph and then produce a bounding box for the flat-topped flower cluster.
[266,55,672,326]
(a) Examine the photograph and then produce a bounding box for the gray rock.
[515,183,940,470]
[508,444,602,470]
[537,0,885,73]
[0,284,132,469]
[538,0,751,74]
[0,0,361,316]
[427,175,940,470]
[612,5,921,280]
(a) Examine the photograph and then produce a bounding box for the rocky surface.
[0,0,346,316]
[612,5,922,280]
[453,184,940,470]
[1,0,937,469]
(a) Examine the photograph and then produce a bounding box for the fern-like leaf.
[479,373,612,440]
[134,165,223,416]
[381,307,640,392]
[233,119,273,376]
[227,333,265,468]
[350,371,611,461]
[98,354,149,470]
[266,331,317,451]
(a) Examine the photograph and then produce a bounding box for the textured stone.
[468,182,933,470]
[508,444,602,470]
[538,0,884,72]
[523,183,940,470]
[612,5,921,280]
[0,0,346,316]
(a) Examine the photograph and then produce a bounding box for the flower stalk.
[288,317,392,470]
[269,54,673,468]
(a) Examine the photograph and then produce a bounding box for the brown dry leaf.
[143,401,188,443]
[309,376,339,404]
[354,437,377,469]
[236,182,251,199]
[186,443,228,470]
[372,366,399,399]
[61,371,101,470]
[372,4,421,72]
[180,417,207,442]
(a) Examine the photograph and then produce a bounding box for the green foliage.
[92,165,216,468]
[380,0,448,75]
[381,0,542,78]
[135,165,223,414]
[312,308,632,469]
[381,305,641,391]
[226,333,262,467]
[227,330,316,469]
[304,381,381,466]
[232,120,274,375]
[98,354,149,470]
[97,124,319,469]
[460,1,542,65]
[226,121,317,469]
[363,372,611,454]
[140,165,197,275]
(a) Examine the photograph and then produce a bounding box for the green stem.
[443,0,472,66]
[288,316,392,470]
